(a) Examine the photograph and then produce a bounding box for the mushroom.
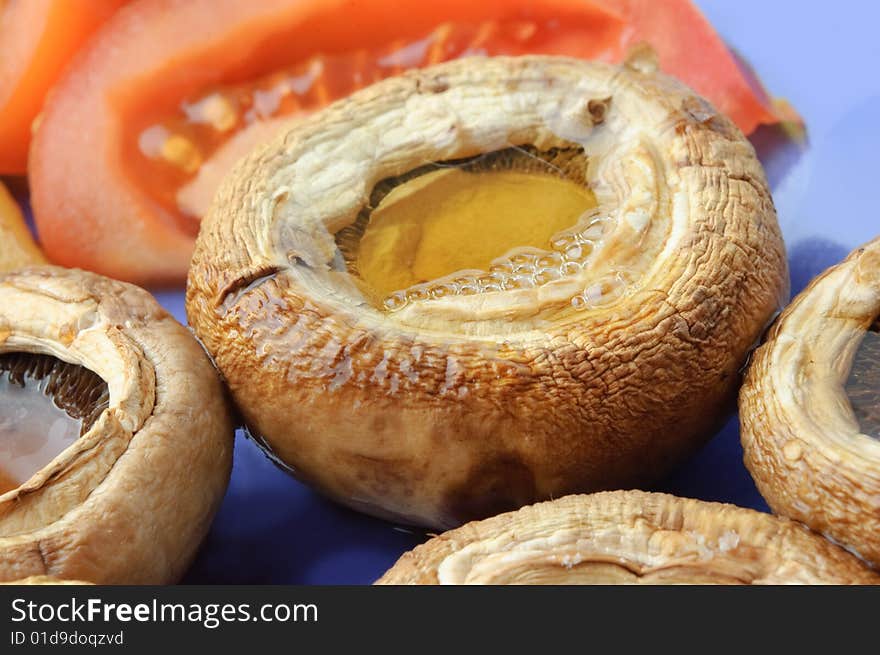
[376,490,879,584]
[740,237,880,566]
[0,267,233,583]
[187,56,788,529]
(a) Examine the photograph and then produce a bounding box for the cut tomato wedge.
[29,0,792,285]
[0,0,126,173]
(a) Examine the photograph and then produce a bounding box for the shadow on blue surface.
[749,123,806,191]
[653,413,768,512]
[182,431,424,585]
[788,237,850,297]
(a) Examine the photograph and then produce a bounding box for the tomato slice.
[0,0,125,174]
[29,0,789,285]
[30,0,624,285]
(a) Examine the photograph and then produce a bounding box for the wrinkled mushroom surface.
[188,56,787,529]
[0,267,233,584]
[376,490,879,584]
[740,237,880,565]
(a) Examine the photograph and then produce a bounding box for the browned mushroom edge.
[377,491,879,584]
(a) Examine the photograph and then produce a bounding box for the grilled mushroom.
[0,267,233,583]
[188,56,787,529]
[740,237,880,566]
[377,491,879,584]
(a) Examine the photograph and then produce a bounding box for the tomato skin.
[0,0,125,174]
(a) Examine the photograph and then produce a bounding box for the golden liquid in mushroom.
[336,146,602,311]
[0,354,109,494]
[845,323,880,439]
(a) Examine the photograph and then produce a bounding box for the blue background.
[13,0,880,584]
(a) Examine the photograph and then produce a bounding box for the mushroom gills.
[335,145,605,311]
[845,320,880,438]
[0,353,109,494]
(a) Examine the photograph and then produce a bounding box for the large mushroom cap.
[741,236,880,566]
[377,491,879,584]
[0,267,233,584]
[188,55,787,529]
